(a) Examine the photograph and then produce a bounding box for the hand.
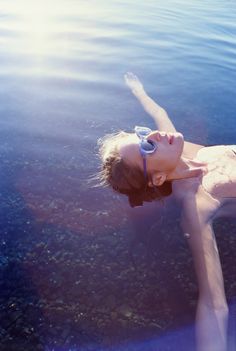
[124,72,145,96]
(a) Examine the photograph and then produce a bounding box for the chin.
[177,133,184,154]
[172,132,184,146]
[176,132,184,140]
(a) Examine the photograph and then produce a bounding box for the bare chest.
[198,146,236,199]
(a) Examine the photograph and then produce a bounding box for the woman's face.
[118,129,184,175]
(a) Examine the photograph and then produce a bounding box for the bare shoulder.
[182,140,224,160]
[182,140,205,159]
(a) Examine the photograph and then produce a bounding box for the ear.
[148,172,167,187]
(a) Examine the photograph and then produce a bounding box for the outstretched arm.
[124,72,177,133]
[181,195,228,351]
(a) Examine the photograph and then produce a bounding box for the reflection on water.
[0,0,236,349]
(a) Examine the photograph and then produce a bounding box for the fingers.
[124,71,138,82]
[124,72,144,96]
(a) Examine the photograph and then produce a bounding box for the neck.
[166,156,208,181]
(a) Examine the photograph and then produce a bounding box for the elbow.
[213,304,229,315]
[199,297,229,314]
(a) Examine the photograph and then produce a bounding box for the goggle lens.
[135,126,156,153]
[134,126,157,181]
[140,139,155,152]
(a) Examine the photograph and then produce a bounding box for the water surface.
[0,0,236,350]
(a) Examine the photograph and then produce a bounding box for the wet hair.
[96,130,172,207]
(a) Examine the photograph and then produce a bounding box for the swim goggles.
[134,126,157,180]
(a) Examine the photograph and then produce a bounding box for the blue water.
[0,0,236,350]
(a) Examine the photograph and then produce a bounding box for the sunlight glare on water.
[0,0,109,78]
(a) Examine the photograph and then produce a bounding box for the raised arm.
[124,72,177,133]
[181,195,228,351]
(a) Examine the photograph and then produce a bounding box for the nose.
[147,130,162,142]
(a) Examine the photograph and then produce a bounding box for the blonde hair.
[96,130,172,207]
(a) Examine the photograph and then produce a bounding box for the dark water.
[0,0,236,350]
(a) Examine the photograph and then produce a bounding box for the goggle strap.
[143,157,147,180]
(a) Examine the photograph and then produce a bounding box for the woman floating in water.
[97,72,236,351]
